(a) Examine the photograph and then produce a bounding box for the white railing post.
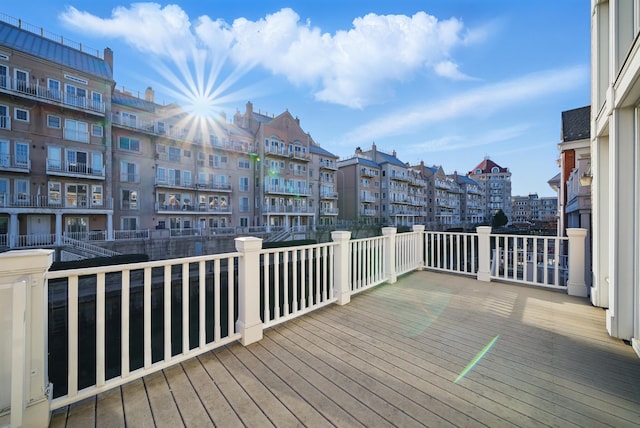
[331,230,352,305]
[382,227,397,284]
[412,225,425,270]
[476,226,492,282]
[0,249,54,428]
[567,228,588,297]
[235,237,263,345]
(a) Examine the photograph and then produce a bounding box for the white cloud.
[59,4,475,108]
[407,124,529,154]
[60,3,196,59]
[341,65,589,144]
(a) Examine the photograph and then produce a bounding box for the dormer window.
[491,167,499,173]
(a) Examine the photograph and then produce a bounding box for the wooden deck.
[50,271,640,427]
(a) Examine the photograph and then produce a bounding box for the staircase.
[61,236,121,259]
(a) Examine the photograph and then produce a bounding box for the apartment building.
[336,154,381,225]
[0,19,114,247]
[591,0,640,352]
[309,144,339,227]
[450,173,484,225]
[511,193,558,224]
[468,157,512,223]
[354,144,423,226]
[233,102,318,231]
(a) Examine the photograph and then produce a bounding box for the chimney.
[392,150,397,157]
[246,101,253,116]
[103,48,114,74]
[145,87,154,103]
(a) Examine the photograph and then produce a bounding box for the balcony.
[319,159,338,170]
[0,193,113,210]
[360,167,377,177]
[360,208,376,216]
[4,227,633,428]
[262,205,311,214]
[0,153,30,173]
[264,185,311,196]
[155,202,232,214]
[264,145,289,157]
[320,207,339,216]
[320,191,339,200]
[0,77,105,114]
[47,159,105,180]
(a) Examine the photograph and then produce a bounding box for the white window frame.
[15,142,29,167]
[48,181,61,205]
[92,124,103,137]
[119,136,140,152]
[47,115,61,128]
[14,108,29,122]
[14,68,29,91]
[64,119,89,143]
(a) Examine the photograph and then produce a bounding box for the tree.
[492,209,508,228]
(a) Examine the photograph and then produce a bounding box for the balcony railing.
[264,185,311,196]
[0,226,588,422]
[155,202,232,214]
[0,77,105,114]
[320,191,339,199]
[262,205,311,213]
[320,207,339,216]
[319,159,338,170]
[47,159,105,179]
[0,193,113,209]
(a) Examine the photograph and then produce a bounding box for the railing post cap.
[381,227,397,235]
[566,228,587,237]
[234,236,263,252]
[476,226,492,234]
[412,225,425,232]
[331,230,351,241]
[0,249,54,276]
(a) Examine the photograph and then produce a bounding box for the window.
[182,170,192,186]
[67,149,88,172]
[183,149,191,158]
[92,124,103,137]
[64,119,88,143]
[91,92,102,109]
[14,69,28,91]
[120,161,138,182]
[121,189,138,209]
[91,185,103,206]
[65,83,87,107]
[239,177,249,192]
[238,158,250,169]
[47,147,62,171]
[157,167,167,184]
[239,197,249,212]
[15,179,29,202]
[0,104,8,129]
[14,108,29,122]
[48,182,61,205]
[0,64,7,89]
[66,184,88,207]
[91,152,103,175]
[47,115,61,128]
[122,217,138,231]
[15,142,28,167]
[209,154,227,167]
[169,147,181,162]
[47,79,61,100]
[119,136,140,152]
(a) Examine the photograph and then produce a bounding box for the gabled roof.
[375,150,406,167]
[0,21,113,81]
[469,158,508,174]
[561,106,590,142]
[112,91,156,112]
[309,144,337,158]
[454,175,479,186]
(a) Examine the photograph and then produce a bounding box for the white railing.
[45,252,241,409]
[490,234,568,289]
[60,236,120,257]
[0,226,587,422]
[261,242,337,328]
[15,234,56,248]
[113,229,150,240]
[349,235,387,294]
[424,231,478,276]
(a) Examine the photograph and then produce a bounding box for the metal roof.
[0,21,113,81]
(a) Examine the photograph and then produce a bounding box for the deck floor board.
[51,271,640,428]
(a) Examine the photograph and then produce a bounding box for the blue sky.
[3,1,590,196]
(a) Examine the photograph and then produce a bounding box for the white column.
[381,227,397,284]
[54,213,62,246]
[476,226,492,282]
[567,228,588,297]
[331,231,351,305]
[606,108,635,339]
[235,237,263,345]
[9,213,18,248]
[0,249,54,428]
[591,135,609,307]
[412,224,425,270]
[107,213,113,241]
